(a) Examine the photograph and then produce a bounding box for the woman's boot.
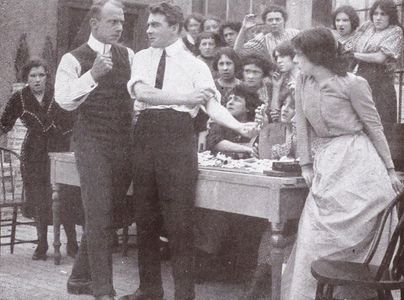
[240,263,271,300]
[32,221,48,260]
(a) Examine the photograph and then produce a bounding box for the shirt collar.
[152,38,183,57]
[87,34,111,54]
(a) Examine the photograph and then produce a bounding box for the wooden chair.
[0,147,37,254]
[311,190,404,300]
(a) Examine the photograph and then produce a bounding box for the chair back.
[0,147,24,208]
[364,190,404,281]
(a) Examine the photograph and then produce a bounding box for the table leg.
[52,183,62,265]
[270,222,287,300]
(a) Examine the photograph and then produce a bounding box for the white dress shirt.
[127,38,220,117]
[55,34,135,111]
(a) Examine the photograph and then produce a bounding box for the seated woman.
[259,91,296,159]
[195,84,266,282]
[242,91,297,300]
[212,47,242,105]
[207,84,260,155]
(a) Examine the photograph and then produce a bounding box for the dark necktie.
[154,49,166,89]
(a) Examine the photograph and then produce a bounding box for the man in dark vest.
[54,1,134,299]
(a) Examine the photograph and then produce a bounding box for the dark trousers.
[71,137,131,297]
[133,109,198,300]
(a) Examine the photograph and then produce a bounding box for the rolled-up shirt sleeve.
[54,53,98,111]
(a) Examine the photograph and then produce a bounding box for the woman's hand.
[242,14,257,30]
[287,80,296,95]
[388,169,404,195]
[269,109,280,122]
[301,165,314,188]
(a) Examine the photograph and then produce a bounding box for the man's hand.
[242,14,257,30]
[187,88,216,106]
[91,54,113,82]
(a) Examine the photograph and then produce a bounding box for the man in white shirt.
[54,1,133,299]
[120,3,256,300]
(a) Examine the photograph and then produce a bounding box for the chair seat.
[311,259,404,290]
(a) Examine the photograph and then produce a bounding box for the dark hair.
[331,5,360,31]
[212,47,241,73]
[292,27,348,76]
[195,31,221,49]
[201,15,221,31]
[89,0,123,19]
[261,5,288,23]
[149,2,184,32]
[184,13,204,31]
[241,55,275,77]
[370,0,401,26]
[273,41,295,60]
[21,58,49,82]
[230,84,261,121]
[219,22,242,38]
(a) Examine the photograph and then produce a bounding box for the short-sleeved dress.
[281,73,396,299]
[0,86,81,225]
[353,21,403,130]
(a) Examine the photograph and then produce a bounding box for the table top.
[49,152,306,188]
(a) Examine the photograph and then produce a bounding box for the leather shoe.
[67,276,93,295]
[119,288,164,300]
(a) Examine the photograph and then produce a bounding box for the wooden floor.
[0,219,250,300]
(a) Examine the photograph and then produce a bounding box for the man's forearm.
[214,140,251,153]
[133,83,187,106]
[205,99,241,132]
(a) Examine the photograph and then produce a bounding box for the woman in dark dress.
[353,0,403,134]
[0,59,80,260]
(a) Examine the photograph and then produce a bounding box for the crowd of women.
[1,0,404,299]
[181,1,404,299]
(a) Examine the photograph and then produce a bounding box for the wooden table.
[49,152,308,300]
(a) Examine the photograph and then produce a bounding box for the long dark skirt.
[356,62,397,136]
[22,160,83,225]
